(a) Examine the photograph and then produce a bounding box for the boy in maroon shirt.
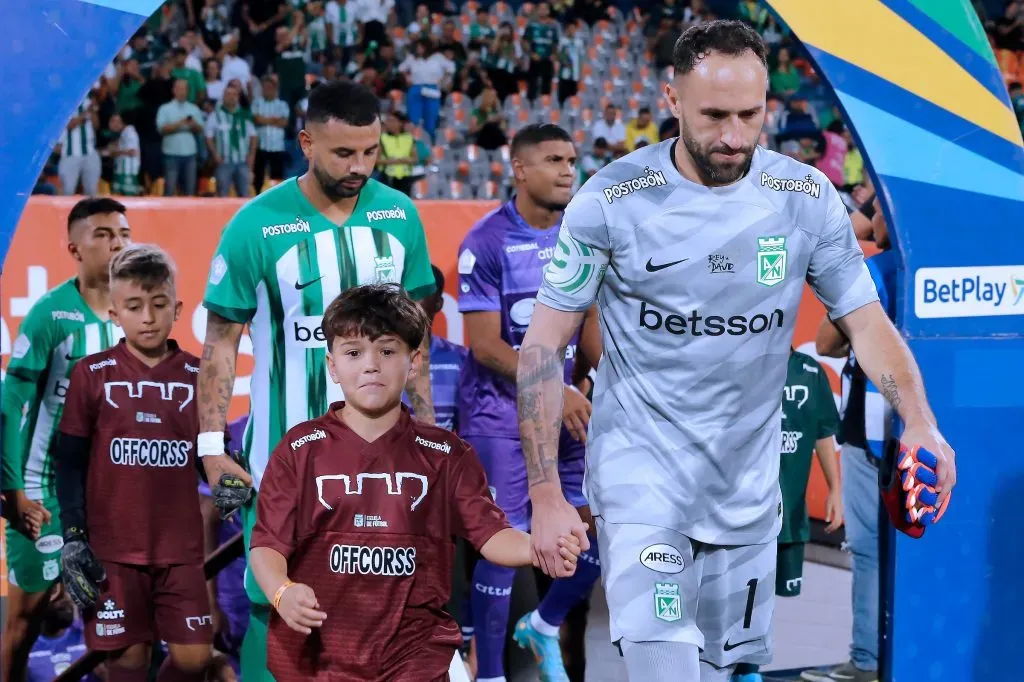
[55,244,213,682]
[249,283,582,681]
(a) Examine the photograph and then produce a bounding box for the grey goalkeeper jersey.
[538,141,878,545]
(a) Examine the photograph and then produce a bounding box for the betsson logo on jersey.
[759,172,821,199]
[262,217,311,239]
[366,206,407,222]
[109,439,192,467]
[603,167,667,203]
[291,429,327,451]
[639,301,785,337]
[329,544,416,576]
[288,315,328,348]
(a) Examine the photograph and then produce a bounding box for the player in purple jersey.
[405,265,468,432]
[26,591,101,682]
[458,124,602,682]
[198,416,250,676]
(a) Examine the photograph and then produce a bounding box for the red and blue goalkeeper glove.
[880,443,951,539]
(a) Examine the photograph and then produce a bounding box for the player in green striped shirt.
[206,82,257,198]
[196,80,437,682]
[1,198,131,682]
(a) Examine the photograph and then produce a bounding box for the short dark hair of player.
[322,284,428,353]
[672,19,767,76]
[510,123,573,160]
[109,243,177,292]
[431,265,445,294]
[67,197,126,233]
[306,80,381,127]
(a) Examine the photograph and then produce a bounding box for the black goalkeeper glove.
[61,528,105,610]
[212,474,253,520]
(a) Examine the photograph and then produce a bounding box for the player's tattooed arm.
[407,333,436,425]
[517,304,586,489]
[198,312,247,483]
[836,302,934,426]
[518,345,566,487]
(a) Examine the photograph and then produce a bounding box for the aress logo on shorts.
[415,435,451,454]
[291,429,327,450]
[329,544,416,576]
[639,543,685,574]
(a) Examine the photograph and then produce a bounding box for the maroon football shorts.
[84,561,213,651]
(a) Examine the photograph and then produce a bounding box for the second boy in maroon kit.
[55,244,213,682]
[250,284,582,682]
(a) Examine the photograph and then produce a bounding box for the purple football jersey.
[457,200,580,438]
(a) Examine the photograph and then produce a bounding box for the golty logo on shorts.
[654,582,682,622]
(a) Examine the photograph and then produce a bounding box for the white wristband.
[197,431,226,458]
[566,383,581,395]
[587,367,597,384]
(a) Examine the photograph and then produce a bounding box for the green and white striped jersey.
[1,279,123,500]
[251,98,290,153]
[205,106,256,164]
[61,97,97,159]
[326,0,359,47]
[113,124,142,196]
[307,15,328,55]
[202,178,435,492]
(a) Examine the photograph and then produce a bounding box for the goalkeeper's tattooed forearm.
[198,312,241,434]
[880,373,902,412]
[518,345,565,489]
[407,335,435,424]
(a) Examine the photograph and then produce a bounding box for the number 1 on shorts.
[743,578,758,629]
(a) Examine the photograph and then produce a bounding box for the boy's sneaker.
[512,613,569,682]
[800,661,879,682]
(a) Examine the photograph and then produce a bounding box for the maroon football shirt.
[251,403,510,682]
[59,340,203,566]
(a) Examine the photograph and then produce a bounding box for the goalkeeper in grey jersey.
[515,20,957,682]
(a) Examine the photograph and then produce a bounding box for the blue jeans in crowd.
[406,84,441,142]
[163,153,198,196]
[841,443,880,672]
[215,162,252,198]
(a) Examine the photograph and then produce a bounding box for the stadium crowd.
[4,1,990,682]
[42,0,1019,206]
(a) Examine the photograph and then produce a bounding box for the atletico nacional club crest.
[654,582,682,622]
[756,236,787,287]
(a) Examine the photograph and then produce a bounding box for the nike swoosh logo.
[645,257,689,273]
[723,637,760,652]
[295,276,324,290]
[65,354,83,362]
